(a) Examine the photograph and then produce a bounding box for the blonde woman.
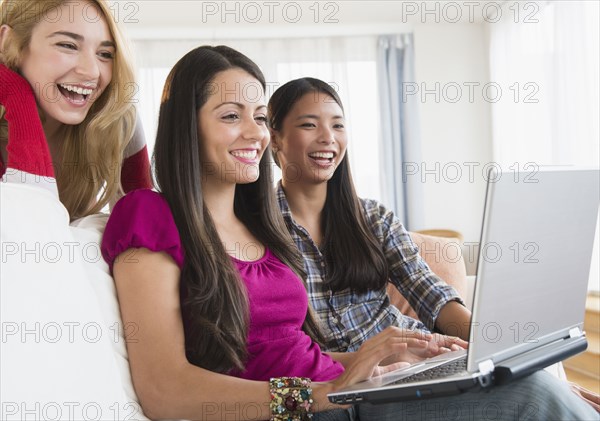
[0,0,152,219]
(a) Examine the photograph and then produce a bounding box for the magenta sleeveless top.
[101,189,344,381]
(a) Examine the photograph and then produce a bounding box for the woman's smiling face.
[17,1,115,127]
[197,67,270,186]
[273,91,347,185]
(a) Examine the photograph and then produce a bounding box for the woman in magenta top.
[100,45,438,421]
[100,45,600,421]
[103,188,344,382]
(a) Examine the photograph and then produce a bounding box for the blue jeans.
[313,371,599,421]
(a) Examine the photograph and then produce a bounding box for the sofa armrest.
[387,232,468,320]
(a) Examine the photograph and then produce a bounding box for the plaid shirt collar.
[276,181,294,224]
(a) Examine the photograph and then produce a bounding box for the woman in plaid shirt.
[269,77,470,355]
[268,77,600,417]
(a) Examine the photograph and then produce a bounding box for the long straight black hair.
[153,47,325,373]
[269,78,389,293]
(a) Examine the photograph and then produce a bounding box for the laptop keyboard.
[392,357,468,385]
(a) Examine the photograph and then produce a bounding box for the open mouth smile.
[57,83,96,106]
[308,151,336,166]
[230,149,259,163]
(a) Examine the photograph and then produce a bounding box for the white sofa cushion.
[0,183,148,420]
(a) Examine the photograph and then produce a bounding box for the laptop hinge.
[569,327,584,338]
[478,359,495,375]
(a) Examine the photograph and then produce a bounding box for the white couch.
[1,183,148,421]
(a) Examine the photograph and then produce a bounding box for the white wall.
[412,23,492,243]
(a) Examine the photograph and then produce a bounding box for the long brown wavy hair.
[153,46,325,373]
[0,0,137,218]
[269,77,389,293]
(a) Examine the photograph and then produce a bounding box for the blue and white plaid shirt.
[277,183,463,352]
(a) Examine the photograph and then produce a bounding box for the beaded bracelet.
[269,377,313,421]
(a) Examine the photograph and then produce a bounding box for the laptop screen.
[467,168,599,371]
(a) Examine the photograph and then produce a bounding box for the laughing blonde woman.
[0,0,152,218]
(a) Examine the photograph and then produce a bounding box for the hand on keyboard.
[379,332,468,366]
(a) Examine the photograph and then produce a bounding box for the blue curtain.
[377,34,424,230]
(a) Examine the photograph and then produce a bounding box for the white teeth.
[309,152,334,159]
[58,83,93,96]
[231,150,257,159]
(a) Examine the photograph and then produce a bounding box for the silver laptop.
[329,167,600,404]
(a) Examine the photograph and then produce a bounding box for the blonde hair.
[0,0,137,218]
